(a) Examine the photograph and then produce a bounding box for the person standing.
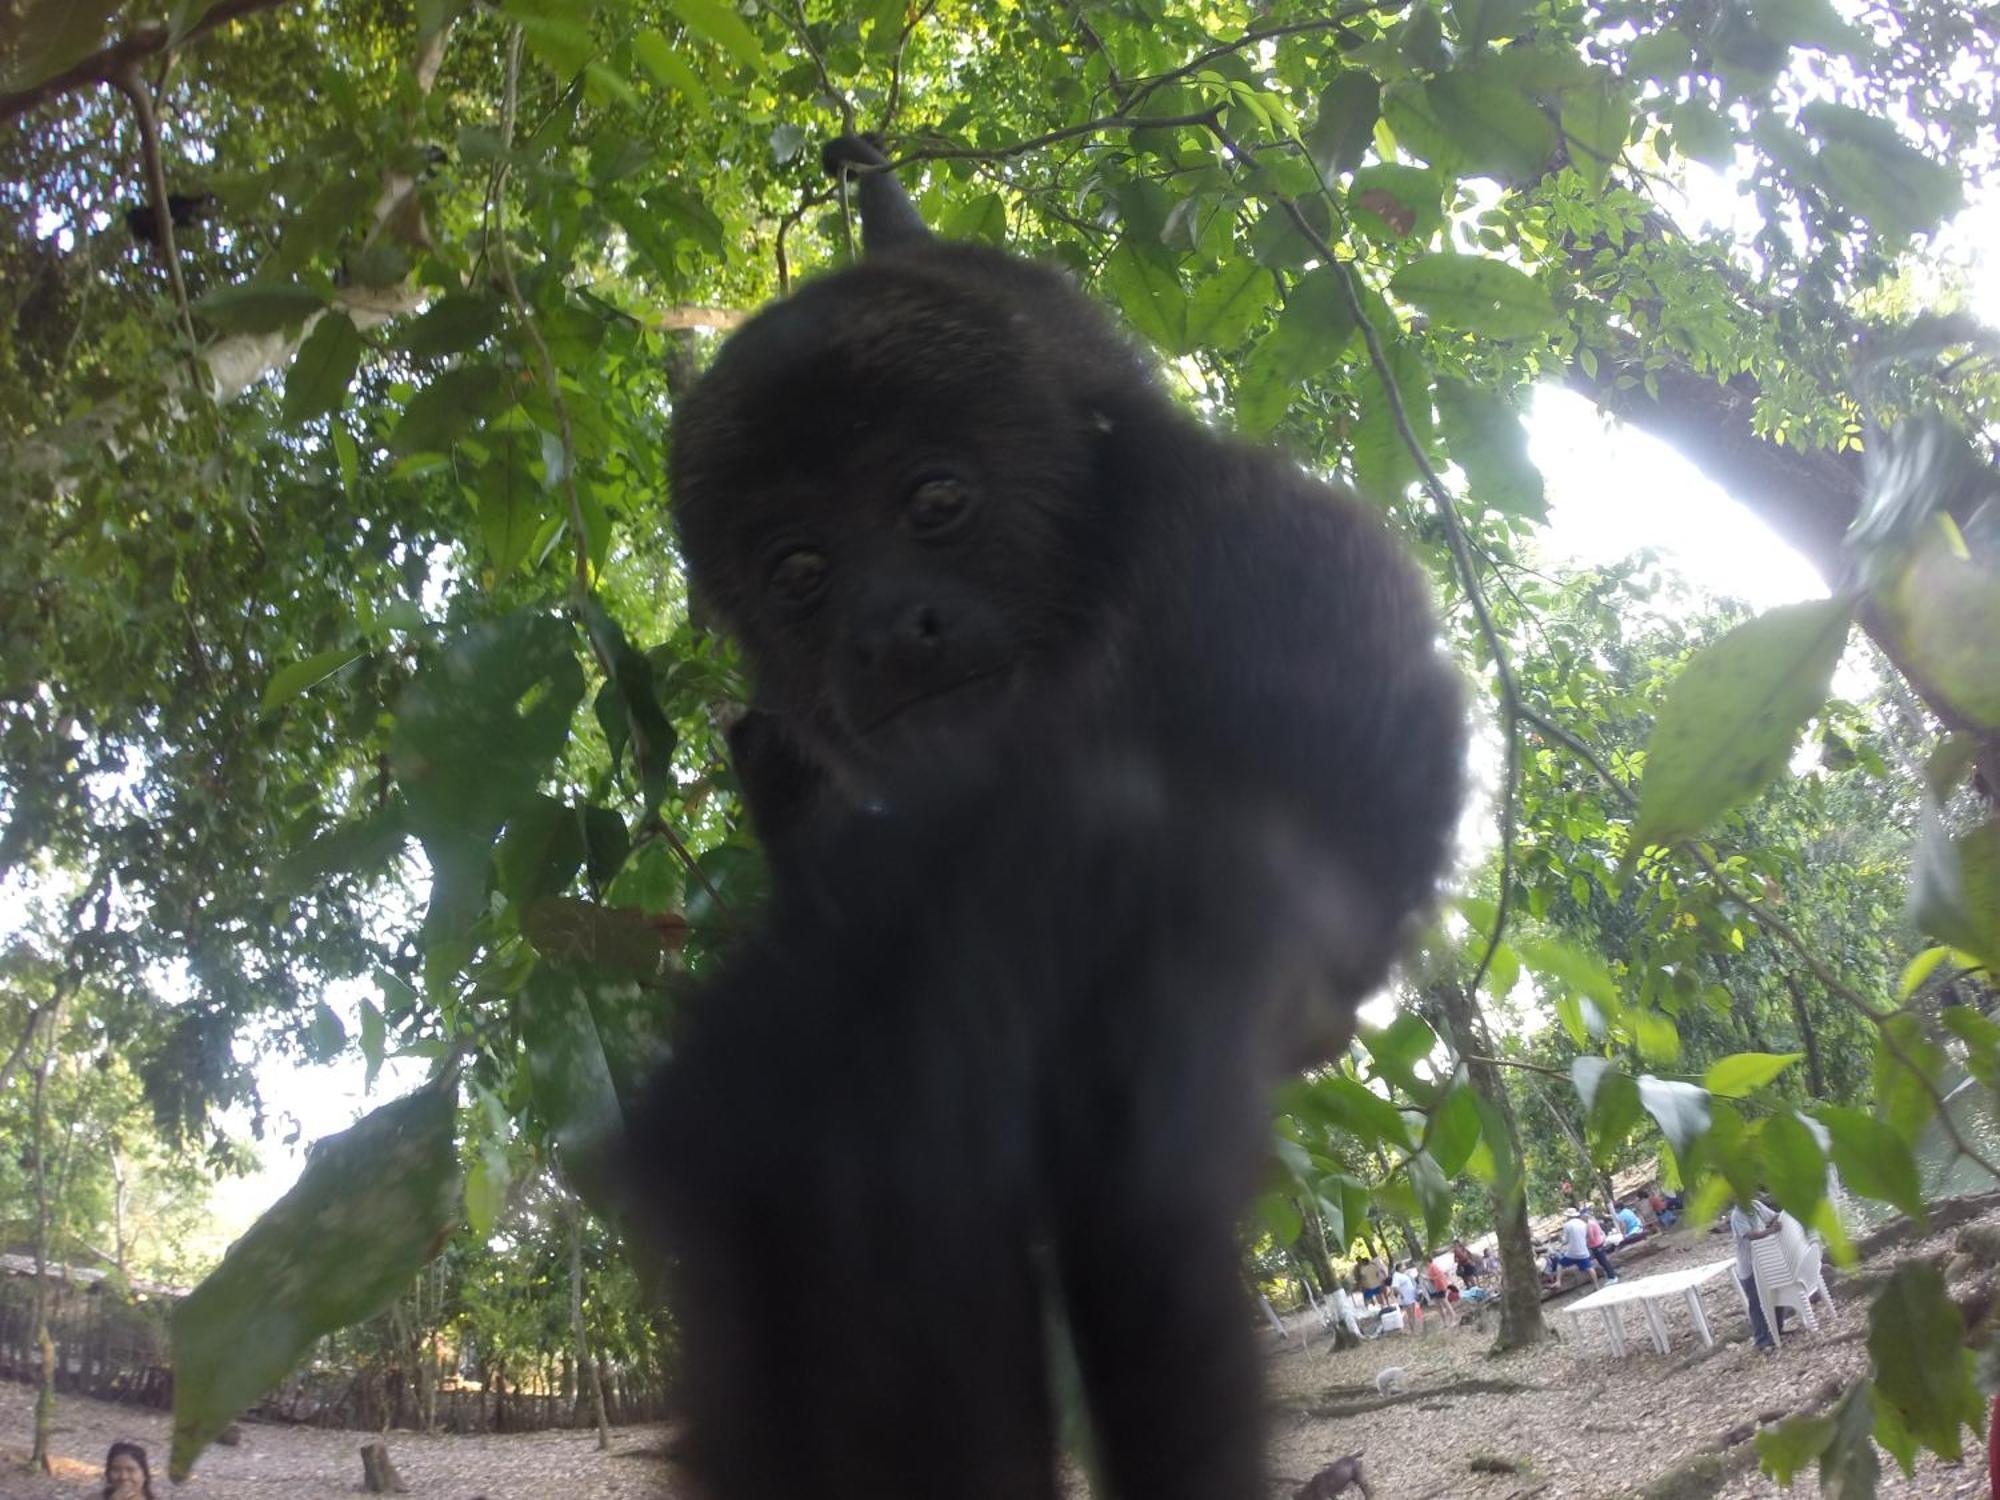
[1557,1208,1604,1285]
[1392,1262,1422,1330]
[1583,1208,1620,1281]
[1730,1197,1787,1352]
[1355,1253,1387,1306]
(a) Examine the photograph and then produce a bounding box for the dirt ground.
[1266,1213,1994,1499]
[2,1212,1993,1500]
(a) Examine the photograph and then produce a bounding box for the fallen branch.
[1636,1378,1844,1500]
[1305,1375,1541,1420]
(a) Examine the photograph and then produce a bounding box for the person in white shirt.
[1555,1209,1603,1284]
[1391,1264,1423,1329]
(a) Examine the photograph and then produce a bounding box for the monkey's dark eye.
[906,475,976,536]
[768,548,829,605]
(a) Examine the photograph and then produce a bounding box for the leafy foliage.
[2,0,1997,1478]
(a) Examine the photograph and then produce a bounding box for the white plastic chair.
[1749,1234,1835,1344]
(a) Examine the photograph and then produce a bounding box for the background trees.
[3,0,1997,1486]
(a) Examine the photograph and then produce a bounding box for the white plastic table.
[1562,1259,1736,1356]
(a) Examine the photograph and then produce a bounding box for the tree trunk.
[1432,981,1550,1350]
[1784,975,1829,1100]
[359,1440,409,1493]
[27,1000,62,1471]
[1297,1200,1338,1294]
[568,1196,611,1450]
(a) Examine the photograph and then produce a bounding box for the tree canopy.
[3,0,1999,1487]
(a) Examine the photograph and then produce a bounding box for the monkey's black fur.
[124,191,215,247]
[632,134,1465,1500]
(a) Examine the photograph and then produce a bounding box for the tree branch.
[1125,3,1410,112]
[0,0,289,124]
[109,65,198,359]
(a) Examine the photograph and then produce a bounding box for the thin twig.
[784,0,856,135]
[491,28,590,597]
[1467,1054,1573,1080]
[1063,0,1131,109]
[110,64,198,362]
[878,0,940,132]
[1125,3,1410,112]
[889,109,1221,167]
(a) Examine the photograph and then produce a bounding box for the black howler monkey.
[632,134,1465,1499]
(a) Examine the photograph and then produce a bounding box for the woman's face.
[106,1454,145,1494]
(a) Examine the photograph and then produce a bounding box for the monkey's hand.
[819,132,892,178]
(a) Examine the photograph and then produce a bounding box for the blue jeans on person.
[1740,1276,1790,1347]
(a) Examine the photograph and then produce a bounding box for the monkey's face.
[673,261,1127,793]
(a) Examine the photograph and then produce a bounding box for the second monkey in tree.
[633,135,1466,1499]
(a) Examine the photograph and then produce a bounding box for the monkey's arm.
[821,133,931,253]
[725,708,832,869]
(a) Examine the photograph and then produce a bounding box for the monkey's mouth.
[851,662,1017,740]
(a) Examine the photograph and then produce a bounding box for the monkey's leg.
[644,902,1062,1500]
[1033,811,1311,1500]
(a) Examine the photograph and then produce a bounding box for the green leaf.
[1256,1190,1303,1246]
[580,598,677,814]
[1363,1012,1439,1100]
[261,646,366,713]
[1426,70,1557,182]
[195,279,326,335]
[665,0,764,70]
[1233,265,1357,434]
[358,999,385,1091]
[277,804,408,893]
[506,5,594,75]
[464,1151,506,1237]
[1869,1263,1982,1460]
[1755,1410,1835,1485]
[1449,0,1534,47]
[1319,1074,1415,1151]
[170,1088,459,1478]
[1879,526,2000,731]
[1872,1012,1945,1144]
[494,795,587,908]
[333,425,358,496]
[1703,1051,1802,1098]
[1561,79,1630,190]
[308,1000,346,1058]
[1185,259,1276,351]
[1408,1149,1454,1241]
[940,191,1008,244]
[390,611,585,940]
[476,459,544,579]
[1390,253,1557,340]
[1629,598,1853,857]
[632,28,709,107]
[1102,239,1188,356]
[1424,1082,1482,1177]
[1629,1010,1681,1065]
[1803,102,1963,242]
[1819,1379,1882,1498]
[1812,1105,1926,1224]
[1941,1003,2000,1091]
[1347,162,1445,243]
[1911,817,2000,973]
[1437,378,1547,520]
[1758,1110,1827,1225]
[283,312,362,423]
[389,364,509,455]
[1307,71,1380,178]
[400,294,503,359]
[1586,1068,1644,1163]
[1636,1075,1710,1159]
[1352,339,1434,506]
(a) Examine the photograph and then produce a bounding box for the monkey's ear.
[821,133,931,254]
